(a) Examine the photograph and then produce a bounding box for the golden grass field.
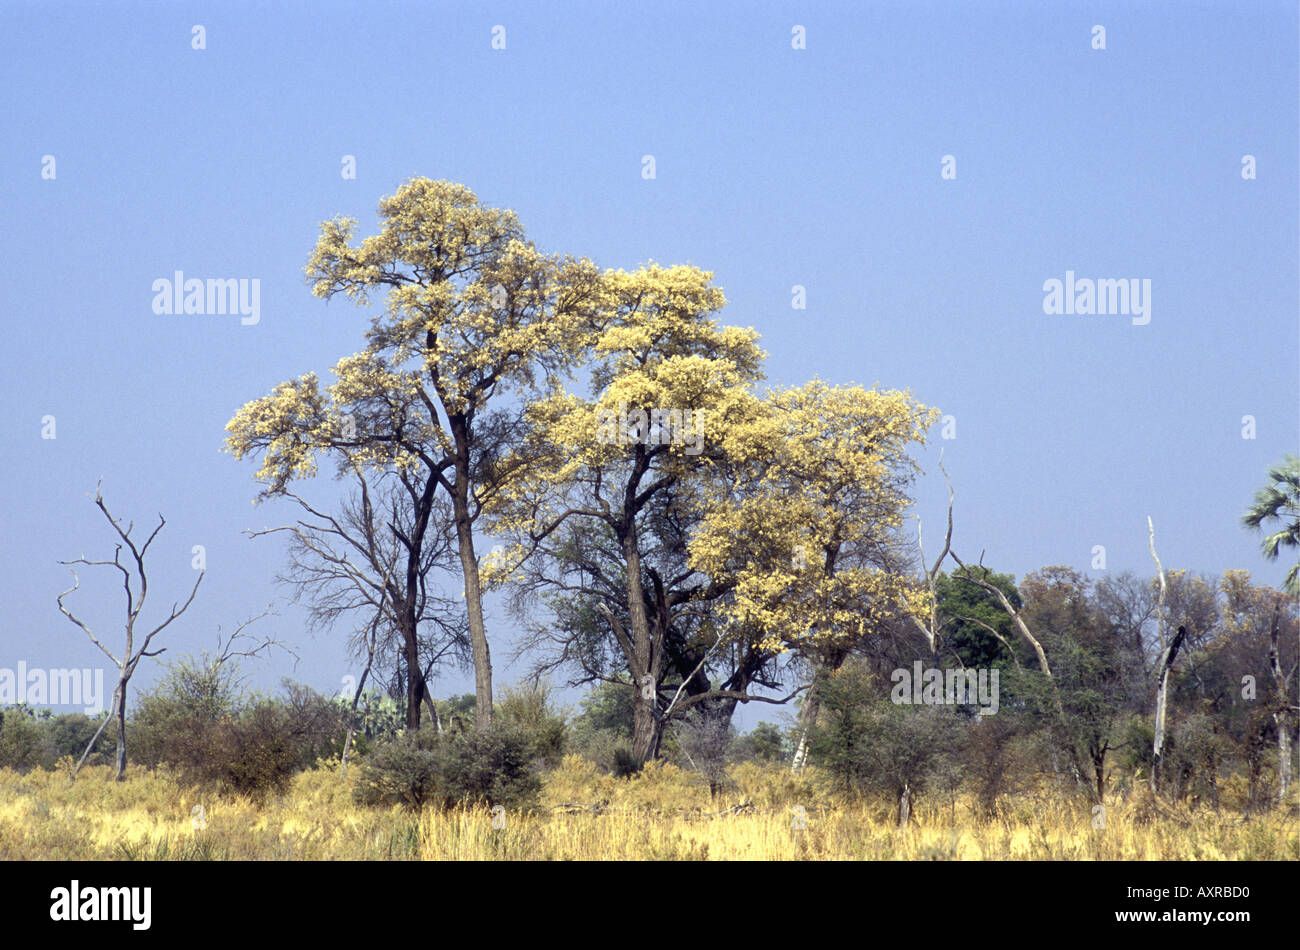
[1,756,1295,860]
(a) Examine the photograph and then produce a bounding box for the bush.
[666,708,735,797]
[611,746,642,778]
[354,724,543,810]
[0,708,116,772]
[43,713,113,767]
[0,707,44,771]
[129,659,346,800]
[205,699,301,800]
[732,721,789,765]
[807,660,965,823]
[129,655,240,771]
[568,682,636,773]
[494,683,568,767]
[353,728,440,808]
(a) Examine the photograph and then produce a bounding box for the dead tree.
[950,551,1055,682]
[911,454,954,656]
[950,550,1086,791]
[1146,516,1190,796]
[57,485,203,781]
[1267,597,1297,804]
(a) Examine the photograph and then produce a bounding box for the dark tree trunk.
[114,675,127,781]
[621,516,660,766]
[402,618,424,729]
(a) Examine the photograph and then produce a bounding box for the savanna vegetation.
[10,180,1296,861]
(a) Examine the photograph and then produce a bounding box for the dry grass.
[1,756,1295,860]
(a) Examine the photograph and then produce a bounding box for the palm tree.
[1242,454,1300,596]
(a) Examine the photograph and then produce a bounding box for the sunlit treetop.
[226,178,604,497]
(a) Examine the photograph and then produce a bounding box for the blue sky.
[2,1,1296,729]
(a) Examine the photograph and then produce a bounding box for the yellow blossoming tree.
[225,178,603,729]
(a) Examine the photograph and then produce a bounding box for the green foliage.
[732,721,789,764]
[611,746,642,779]
[494,683,568,767]
[935,570,1023,669]
[353,724,542,810]
[567,681,636,773]
[42,713,111,765]
[332,686,404,757]
[129,653,243,769]
[808,661,964,808]
[0,706,113,772]
[0,706,43,771]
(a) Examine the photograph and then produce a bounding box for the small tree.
[734,721,787,764]
[56,486,203,781]
[807,660,962,826]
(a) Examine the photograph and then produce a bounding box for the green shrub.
[611,745,642,778]
[732,721,789,765]
[130,660,345,800]
[807,660,965,822]
[0,706,44,771]
[354,724,542,810]
[42,712,113,766]
[494,683,568,767]
[568,681,635,773]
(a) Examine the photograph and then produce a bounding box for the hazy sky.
[2,1,1296,729]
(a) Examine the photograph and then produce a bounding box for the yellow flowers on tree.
[487,264,771,764]
[489,265,940,767]
[225,177,941,759]
[688,380,939,769]
[225,179,602,730]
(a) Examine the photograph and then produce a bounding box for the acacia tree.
[688,379,939,770]
[503,489,795,762]
[56,487,203,781]
[488,263,779,764]
[226,178,602,729]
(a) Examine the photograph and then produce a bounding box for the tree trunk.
[622,531,660,766]
[897,781,911,828]
[791,652,846,772]
[114,674,128,782]
[450,427,492,731]
[1147,517,1173,796]
[631,691,661,764]
[458,531,492,731]
[400,621,419,729]
[791,688,819,773]
[1270,601,1293,804]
